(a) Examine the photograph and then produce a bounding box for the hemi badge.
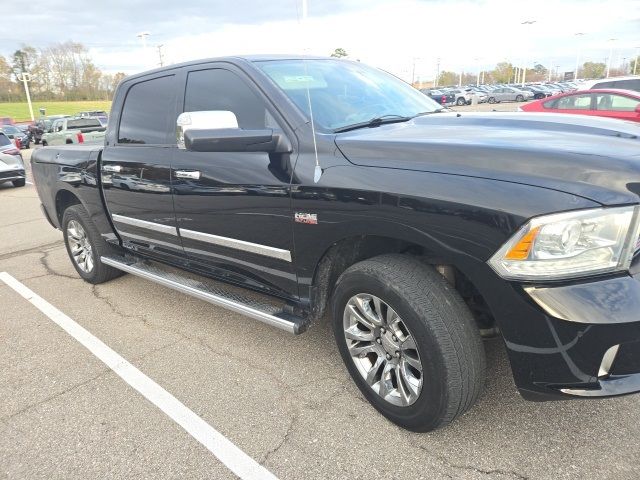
[295,212,318,225]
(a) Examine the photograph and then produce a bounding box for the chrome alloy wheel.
[343,294,423,406]
[67,220,94,273]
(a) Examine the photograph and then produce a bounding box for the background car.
[577,75,640,93]
[29,115,72,144]
[0,132,23,163]
[487,87,534,103]
[419,88,456,106]
[519,88,640,123]
[0,124,30,149]
[0,152,26,188]
[445,88,474,106]
[521,85,551,99]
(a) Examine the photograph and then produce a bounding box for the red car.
[519,88,640,123]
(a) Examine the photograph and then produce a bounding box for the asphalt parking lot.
[1,147,639,480]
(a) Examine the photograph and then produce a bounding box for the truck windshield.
[256,59,440,132]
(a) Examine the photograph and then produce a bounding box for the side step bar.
[101,255,309,334]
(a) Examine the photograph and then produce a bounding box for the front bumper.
[469,261,640,401]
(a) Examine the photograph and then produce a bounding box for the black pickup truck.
[32,55,640,432]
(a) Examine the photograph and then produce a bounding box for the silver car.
[0,132,23,162]
[0,152,26,188]
[487,87,534,103]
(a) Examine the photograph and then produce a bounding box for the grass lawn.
[0,101,112,122]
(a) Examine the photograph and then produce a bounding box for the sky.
[0,0,638,81]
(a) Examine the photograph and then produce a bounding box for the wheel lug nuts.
[395,351,400,357]
[376,338,382,344]
[380,327,386,334]
[392,335,397,342]
[386,353,392,361]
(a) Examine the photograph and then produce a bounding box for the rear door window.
[549,94,593,110]
[596,94,640,111]
[118,75,177,144]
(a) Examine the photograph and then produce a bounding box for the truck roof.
[122,54,336,82]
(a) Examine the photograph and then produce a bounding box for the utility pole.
[434,57,440,87]
[156,44,165,67]
[16,72,34,121]
[606,38,617,78]
[574,32,585,80]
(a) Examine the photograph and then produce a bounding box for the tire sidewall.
[62,207,100,282]
[332,270,450,431]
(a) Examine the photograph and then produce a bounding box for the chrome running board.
[101,255,308,334]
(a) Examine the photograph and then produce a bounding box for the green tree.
[437,71,457,86]
[330,48,348,58]
[491,62,514,84]
[582,61,606,79]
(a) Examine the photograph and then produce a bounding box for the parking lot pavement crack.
[91,284,150,323]
[261,411,299,465]
[0,218,44,228]
[415,446,530,480]
[1,367,113,423]
[39,249,79,280]
[0,241,62,261]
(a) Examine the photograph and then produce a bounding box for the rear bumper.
[0,168,25,183]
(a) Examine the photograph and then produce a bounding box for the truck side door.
[101,73,183,261]
[171,65,298,299]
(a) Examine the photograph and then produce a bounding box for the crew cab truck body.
[32,56,640,432]
[41,117,106,146]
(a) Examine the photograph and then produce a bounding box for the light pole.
[434,57,440,87]
[520,20,537,86]
[555,65,560,81]
[634,46,639,75]
[156,44,165,67]
[606,38,617,78]
[137,31,151,67]
[574,32,585,80]
[16,72,34,121]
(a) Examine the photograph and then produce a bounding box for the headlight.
[488,206,640,281]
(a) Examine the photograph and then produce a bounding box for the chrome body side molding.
[112,214,178,236]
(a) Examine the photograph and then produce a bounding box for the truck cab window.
[184,69,269,130]
[118,75,176,144]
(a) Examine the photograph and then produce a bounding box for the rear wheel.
[62,205,123,284]
[516,94,524,102]
[488,97,496,104]
[41,140,47,147]
[12,179,25,187]
[331,254,485,432]
[456,97,466,106]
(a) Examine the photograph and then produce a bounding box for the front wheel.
[62,205,123,284]
[41,140,48,147]
[488,97,496,104]
[516,94,524,102]
[331,254,485,432]
[456,97,466,106]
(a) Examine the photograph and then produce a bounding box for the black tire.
[35,138,40,145]
[41,140,47,147]
[488,97,496,104]
[62,205,124,284]
[12,178,26,187]
[331,254,485,432]
[516,94,524,102]
[456,97,466,106]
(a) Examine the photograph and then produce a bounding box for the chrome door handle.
[174,170,201,180]
[103,164,122,173]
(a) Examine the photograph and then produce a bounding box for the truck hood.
[335,112,640,205]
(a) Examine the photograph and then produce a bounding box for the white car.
[576,75,640,93]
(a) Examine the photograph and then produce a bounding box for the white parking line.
[0,272,278,480]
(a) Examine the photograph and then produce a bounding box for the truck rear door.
[100,73,183,260]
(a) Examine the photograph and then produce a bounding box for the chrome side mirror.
[176,111,239,149]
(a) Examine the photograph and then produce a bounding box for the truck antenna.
[300,0,322,183]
